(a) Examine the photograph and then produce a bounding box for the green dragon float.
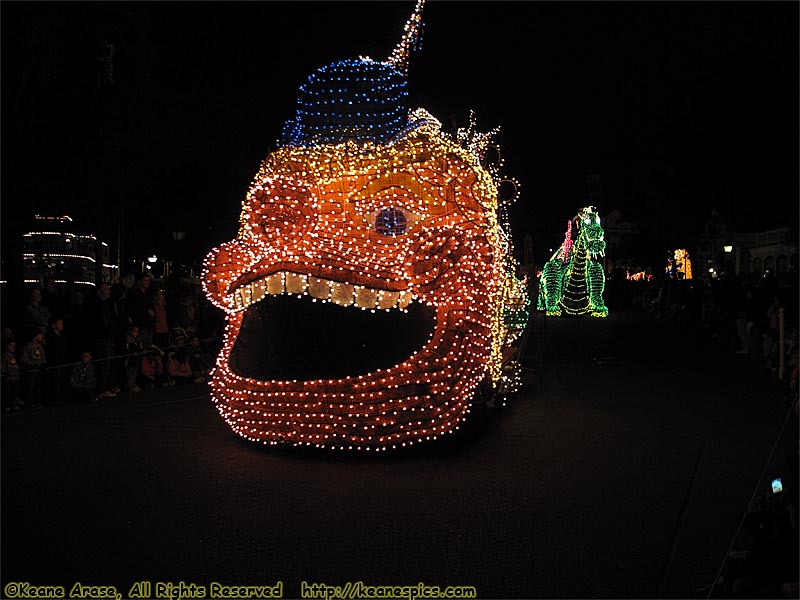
[538,206,608,317]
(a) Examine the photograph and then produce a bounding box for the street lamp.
[147,255,158,263]
[722,244,734,277]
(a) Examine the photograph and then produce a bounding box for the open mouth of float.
[586,236,606,260]
[228,272,436,382]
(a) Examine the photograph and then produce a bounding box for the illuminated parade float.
[538,206,608,317]
[666,248,693,280]
[203,1,530,450]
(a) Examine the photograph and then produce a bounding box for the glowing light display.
[666,249,692,280]
[537,206,608,317]
[23,215,118,287]
[626,271,652,282]
[202,0,528,450]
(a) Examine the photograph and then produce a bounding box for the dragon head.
[577,206,606,259]
[202,1,525,450]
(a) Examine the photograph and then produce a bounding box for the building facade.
[733,227,798,283]
[23,215,118,287]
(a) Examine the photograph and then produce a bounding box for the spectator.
[186,335,215,377]
[169,326,188,349]
[175,289,199,338]
[123,325,144,393]
[81,282,119,398]
[767,296,783,332]
[125,272,156,349]
[1,340,23,412]
[153,290,171,349]
[20,329,46,409]
[70,350,98,403]
[62,280,86,326]
[23,287,52,339]
[106,279,130,393]
[736,287,758,355]
[139,349,170,389]
[726,473,799,598]
[761,329,781,372]
[3,325,16,347]
[40,276,65,319]
[45,316,70,405]
[166,349,203,384]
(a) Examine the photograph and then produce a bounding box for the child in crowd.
[124,325,143,393]
[20,330,46,409]
[153,290,171,349]
[166,349,204,384]
[186,335,215,378]
[139,349,171,389]
[2,340,23,412]
[70,351,98,402]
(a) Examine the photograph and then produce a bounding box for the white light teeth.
[331,282,355,306]
[308,277,331,299]
[377,290,399,309]
[266,273,284,294]
[233,272,412,312]
[398,290,412,309]
[355,287,377,309]
[285,272,307,294]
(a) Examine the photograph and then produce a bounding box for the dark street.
[2,2,797,598]
[1,307,796,599]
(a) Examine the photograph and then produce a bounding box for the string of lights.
[202,0,529,450]
[538,206,608,318]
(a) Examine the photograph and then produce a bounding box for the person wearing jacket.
[70,351,98,403]
[20,330,46,409]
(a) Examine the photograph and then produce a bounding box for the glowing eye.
[374,207,407,236]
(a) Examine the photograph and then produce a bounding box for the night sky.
[2,1,798,269]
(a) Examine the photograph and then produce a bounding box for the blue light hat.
[281,59,408,146]
[281,0,424,147]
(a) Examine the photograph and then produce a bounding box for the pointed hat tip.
[387,0,425,75]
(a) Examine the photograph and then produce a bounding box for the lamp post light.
[144,255,158,274]
[723,244,734,277]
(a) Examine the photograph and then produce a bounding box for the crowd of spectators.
[717,452,799,599]
[609,270,799,598]
[1,272,223,411]
[618,270,800,392]
[3,265,797,594]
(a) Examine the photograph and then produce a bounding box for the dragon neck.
[570,231,587,265]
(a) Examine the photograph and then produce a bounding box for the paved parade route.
[1,309,795,599]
